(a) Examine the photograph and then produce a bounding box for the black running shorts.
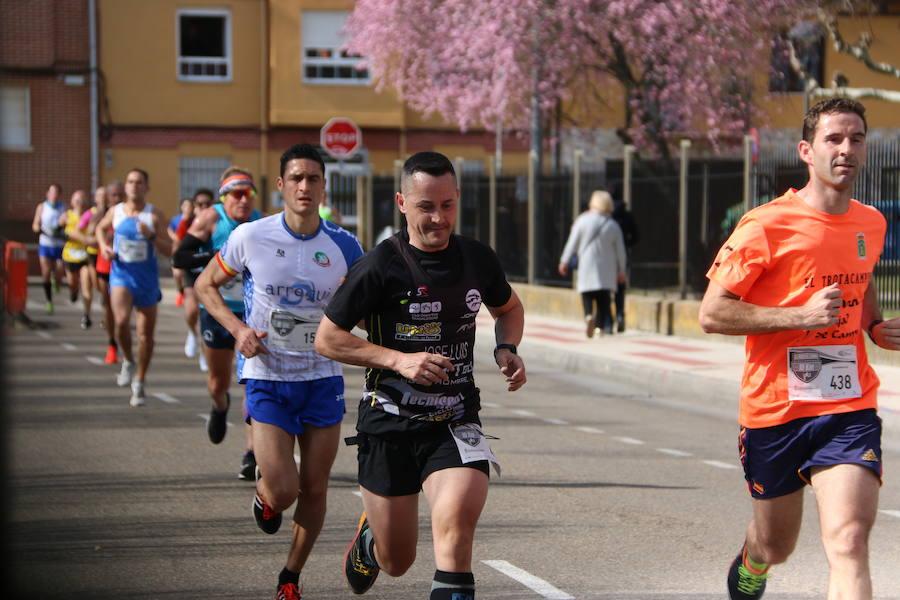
[64,260,86,273]
[357,426,489,496]
[200,308,240,350]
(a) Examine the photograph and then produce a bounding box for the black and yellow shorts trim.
[355,427,489,496]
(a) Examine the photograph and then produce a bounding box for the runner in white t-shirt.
[194,144,362,600]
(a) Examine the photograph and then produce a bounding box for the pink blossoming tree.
[345,0,812,160]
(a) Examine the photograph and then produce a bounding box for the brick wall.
[0,0,90,243]
[0,0,56,68]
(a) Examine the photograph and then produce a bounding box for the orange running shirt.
[707,189,886,428]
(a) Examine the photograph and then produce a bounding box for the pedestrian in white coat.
[558,190,627,337]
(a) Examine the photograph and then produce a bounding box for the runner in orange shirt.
[700,98,898,600]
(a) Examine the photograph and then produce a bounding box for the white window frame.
[177,8,232,82]
[0,87,32,151]
[301,11,370,86]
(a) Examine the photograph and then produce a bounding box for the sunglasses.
[229,189,255,200]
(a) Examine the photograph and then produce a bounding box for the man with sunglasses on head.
[174,169,261,478]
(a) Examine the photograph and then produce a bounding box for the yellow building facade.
[98,0,900,218]
[99,0,527,218]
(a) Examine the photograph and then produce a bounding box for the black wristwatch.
[493,343,517,357]
[867,319,884,342]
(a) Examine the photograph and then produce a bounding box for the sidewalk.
[474,311,900,442]
[15,277,899,442]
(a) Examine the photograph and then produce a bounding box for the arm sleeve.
[706,216,771,298]
[172,234,214,270]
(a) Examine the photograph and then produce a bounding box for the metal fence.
[331,137,900,308]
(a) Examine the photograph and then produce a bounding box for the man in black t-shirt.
[316,152,526,600]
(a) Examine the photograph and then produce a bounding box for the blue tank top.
[110,203,159,298]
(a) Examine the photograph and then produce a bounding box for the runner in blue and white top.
[216,212,360,382]
[193,144,363,599]
[109,202,160,306]
[30,183,67,313]
[95,168,172,408]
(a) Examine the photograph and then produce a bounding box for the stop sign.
[320,117,362,159]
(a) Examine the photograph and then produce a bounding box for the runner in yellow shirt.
[61,189,93,328]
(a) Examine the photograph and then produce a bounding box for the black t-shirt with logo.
[324,230,512,435]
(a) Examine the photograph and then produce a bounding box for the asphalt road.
[5,294,900,599]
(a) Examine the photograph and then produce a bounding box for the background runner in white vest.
[31,183,67,314]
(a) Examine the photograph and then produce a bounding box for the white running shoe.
[130,381,146,407]
[198,353,209,372]
[184,332,198,358]
[117,361,136,387]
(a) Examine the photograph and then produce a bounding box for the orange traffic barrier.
[4,241,28,314]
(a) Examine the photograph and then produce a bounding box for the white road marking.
[879,509,900,519]
[575,426,604,434]
[482,560,574,600]
[152,392,180,404]
[86,356,105,366]
[36,330,53,340]
[511,409,535,417]
[613,436,644,445]
[702,460,738,470]
[482,402,503,409]
[657,448,693,457]
[542,418,569,425]
[61,343,77,351]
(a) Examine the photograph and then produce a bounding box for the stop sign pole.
[320,117,362,160]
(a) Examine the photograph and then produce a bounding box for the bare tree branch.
[786,2,900,103]
[817,6,900,78]
[811,86,900,102]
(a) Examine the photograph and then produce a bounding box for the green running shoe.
[727,549,768,599]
